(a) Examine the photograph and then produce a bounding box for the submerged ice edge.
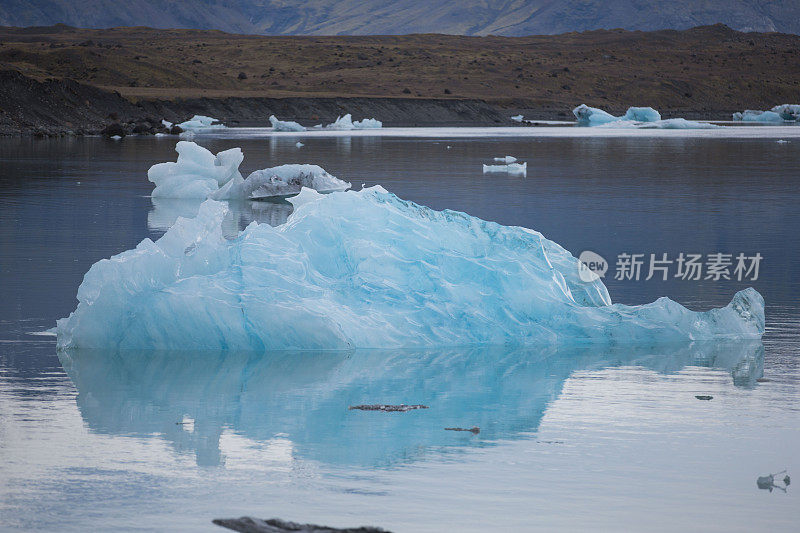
[55,187,764,352]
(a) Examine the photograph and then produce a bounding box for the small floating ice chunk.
[771,104,800,121]
[573,104,619,126]
[493,156,517,163]
[324,114,382,130]
[483,162,527,175]
[734,105,800,122]
[353,117,382,129]
[110,135,122,140]
[327,115,354,129]
[269,115,306,132]
[177,115,225,131]
[622,107,662,122]
[776,139,790,144]
[511,114,524,122]
[733,110,784,122]
[30,329,57,337]
[228,164,350,200]
[148,141,349,199]
[574,105,664,126]
[295,141,305,148]
[326,115,354,129]
[149,141,244,199]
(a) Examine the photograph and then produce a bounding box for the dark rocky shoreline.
[0,70,512,136]
[0,69,762,137]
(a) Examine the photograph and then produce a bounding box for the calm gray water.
[1,130,799,531]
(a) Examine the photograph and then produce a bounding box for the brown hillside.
[0,24,798,117]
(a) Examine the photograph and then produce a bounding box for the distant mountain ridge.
[1,0,799,36]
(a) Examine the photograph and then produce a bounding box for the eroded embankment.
[0,70,508,136]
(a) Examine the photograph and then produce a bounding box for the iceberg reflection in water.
[59,341,763,468]
[148,197,294,234]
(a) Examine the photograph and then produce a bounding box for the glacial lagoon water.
[1,128,799,531]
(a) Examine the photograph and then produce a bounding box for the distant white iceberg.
[147,141,350,199]
[733,110,784,122]
[56,186,764,351]
[772,104,800,121]
[494,155,517,163]
[177,115,225,131]
[324,114,382,130]
[622,107,662,122]
[733,105,800,122]
[573,104,620,126]
[354,117,382,129]
[574,104,660,126]
[269,115,307,132]
[574,105,716,129]
[511,114,524,122]
[483,162,527,175]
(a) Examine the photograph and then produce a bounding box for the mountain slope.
[2,23,799,117]
[1,0,799,36]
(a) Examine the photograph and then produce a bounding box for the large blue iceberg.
[56,186,764,351]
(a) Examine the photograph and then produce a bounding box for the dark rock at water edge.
[101,123,126,137]
[132,121,155,134]
[213,516,390,533]
[0,70,144,136]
